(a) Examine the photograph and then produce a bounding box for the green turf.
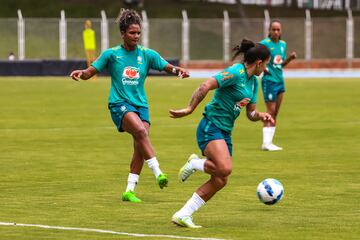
[0,76,359,240]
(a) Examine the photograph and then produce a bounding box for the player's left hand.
[260,112,275,124]
[290,52,297,60]
[177,68,190,79]
[70,70,83,81]
[169,107,192,118]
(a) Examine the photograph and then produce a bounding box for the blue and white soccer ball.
[257,178,284,205]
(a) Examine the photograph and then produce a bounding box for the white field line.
[0,221,226,240]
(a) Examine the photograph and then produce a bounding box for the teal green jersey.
[92,45,168,107]
[260,37,287,83]
[203,63,259,133]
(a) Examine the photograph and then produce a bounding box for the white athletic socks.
[125,173,139,192]
[175,193,205,217]
[263,127,276,145]
[146,157,163,178]
[190,158,205,172]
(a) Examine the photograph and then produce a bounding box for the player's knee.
[217,165,232,177]
[132,127,148,140]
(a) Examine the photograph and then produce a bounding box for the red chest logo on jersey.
[273,55,283,65]
[123,67,140,79]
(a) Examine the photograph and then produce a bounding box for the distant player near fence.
[83,19,97,70]
[260,20,296,151]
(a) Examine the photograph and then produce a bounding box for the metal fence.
[1,9,359,62]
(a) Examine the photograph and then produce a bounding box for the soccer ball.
[257,178,284,205]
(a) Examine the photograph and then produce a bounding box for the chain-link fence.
[1,16,359,60]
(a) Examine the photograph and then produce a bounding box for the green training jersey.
[203,63,259,133]
[260,37,287,83]
[92,45,168,107]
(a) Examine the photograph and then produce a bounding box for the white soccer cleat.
[172,214,202,228]
[178,154,198,182]
[262,143,283,151]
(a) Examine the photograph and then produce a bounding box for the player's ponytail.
[232,39,270,64]
[117,8,142,33]
[232,39,255,61]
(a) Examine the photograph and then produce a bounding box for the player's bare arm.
[282,51,297,67]
[246,103,274,123]
[169,77,218,118]
[70,66,97,81]
[163,64,190,78]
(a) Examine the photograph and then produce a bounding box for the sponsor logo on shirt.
[122,66,140,85]
[273,55,283,65]
[233,98,250,112]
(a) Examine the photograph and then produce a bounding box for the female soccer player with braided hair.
[169,39,273,228]
[70,9,189,203]
[260,20,296,151]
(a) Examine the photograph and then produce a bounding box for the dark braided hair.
[232,39,270,63]
[116,8,142,33]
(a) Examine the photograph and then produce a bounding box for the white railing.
[59,10,67,60]
[17,9,25,60]
[8,9,358,62]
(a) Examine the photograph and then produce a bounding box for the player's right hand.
[70,70,83,81]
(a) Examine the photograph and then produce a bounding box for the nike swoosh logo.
[116,56,123,58]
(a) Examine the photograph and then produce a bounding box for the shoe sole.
[171,218,202,228]
[178,165,187,182]
[261,146,283,151]
[171,218,185,227]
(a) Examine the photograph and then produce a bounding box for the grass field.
[0,76,359,240]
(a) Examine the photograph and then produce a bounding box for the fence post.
[182,10,189,65]
[59,10,67,60]
[223,10,230,63]
[313,0,319,8]
[101,10,109,52]
[264,9,270,38]
[141,10,149,48]
[305,9,312,65]
[346,9,353,68]
[17,9,25,60]
[345,0,351,9]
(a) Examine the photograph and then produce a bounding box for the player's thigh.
[121,112,147,136]
[275,92,284,113]
[204,139,232,171]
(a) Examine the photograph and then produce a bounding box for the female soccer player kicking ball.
[169,39,274,228]
[70,9,189,203]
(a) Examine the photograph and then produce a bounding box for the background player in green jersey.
[70,9,189,203]
[169,39,273,228]
[260,20,296,151]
